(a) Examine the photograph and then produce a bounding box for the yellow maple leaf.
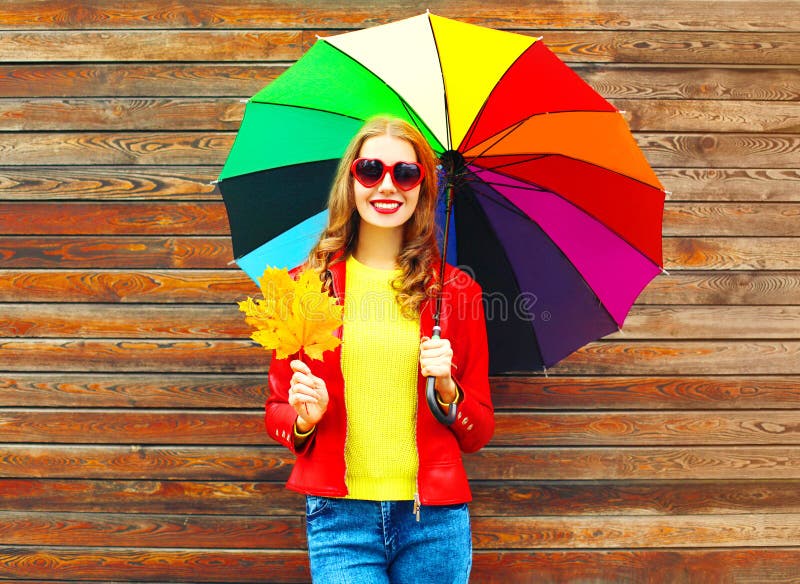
[239,266,343,361]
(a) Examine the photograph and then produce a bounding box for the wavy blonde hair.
[307,116,440,318]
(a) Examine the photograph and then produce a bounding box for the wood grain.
[0,166,220,200]
[4,409,800,446]
[1,30,797,64]
[0,270,256,303]
[2,168,798,202]
[5,373,800,411]
[5,445,800,481]
[2,65,796,101]
[2,132,796,167]
[0,339,267,373]
[4,235,797,270]
[2,548,800,583]
[0,202,229,235]
[4,201,798,236]
[0,64,282,98]
[0,373,268,408]
[0,511,305,549]
[0,236,234,268]
[2,511,799,550]
[2,339,799,375]
[1,1,795,31]
[4,338,800,375]
[2,270,797,305]
[0,30,304,62]
[7,478,800,517]
[3,304,800,340]
[0,547,310,583]
[4,98,796,133]
[490,375,800,411]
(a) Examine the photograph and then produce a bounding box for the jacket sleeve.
[265,352,315,456]
[449,277,495,453]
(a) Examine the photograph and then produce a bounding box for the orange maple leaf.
[239,267,343,361]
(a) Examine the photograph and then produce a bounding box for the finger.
[290,359,311,375]
[291,372,319,389]
[290,382,318,399]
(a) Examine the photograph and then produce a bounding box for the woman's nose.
[378,171,396,192]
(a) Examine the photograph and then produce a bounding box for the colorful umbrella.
[219,12,665,377]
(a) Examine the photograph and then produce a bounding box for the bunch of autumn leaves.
[238,267,343,361]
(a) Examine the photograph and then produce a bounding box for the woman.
[266,116,494,583]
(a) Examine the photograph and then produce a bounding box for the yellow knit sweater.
[341,255,420,500]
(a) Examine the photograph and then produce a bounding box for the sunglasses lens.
[392,163,422,190]
[354,159,385,186]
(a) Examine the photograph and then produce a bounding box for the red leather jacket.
[265,257,494,505]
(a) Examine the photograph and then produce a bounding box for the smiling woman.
[265,116,494,583]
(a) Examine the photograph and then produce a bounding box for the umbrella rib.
[427,12,452,151]
[468,158,664,271]
[473,181,623,333]
[316,37,445,152]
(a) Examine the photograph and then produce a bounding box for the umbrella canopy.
[219,12,665,375]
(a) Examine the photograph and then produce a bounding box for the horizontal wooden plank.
[0,1,794,32]
[5,445,800,481]
[639,271,800,304]
[555,341,800,375]
[4,409,800,447]
[0,511,305,549]
[0,236,234,268]
[5,201,799,237]
[2,548,800,584]
[0,373,268,408]
[664,238,800,270]
[1,30,797,65]
[0,270,257,303]
[2,132,796,168]
[2,65,796,101]
[0,132,234,166]
[0,547,309,583]
[0,30,305,62]
[0,479,301,515]
[473,514,800,548]
[0,98,247,131]
[4,98,797,133]
[2,270,797,306]
[3,511,800,550]
[492,411,800,446]
[7,167,795,203]
[0,339,267,373]
[0,202,229,235]
[0,410,267,445]
[0,64,282,98]
[617,99,800,133]
[3,304,800,340]
[5,373,800,411]
[663,203,800,236]
[1,236,798,270]
[8,478,800,517]
[491,376,800,411]
[661,169,800,202]
[0,166,219,200]
[1,339,798,375]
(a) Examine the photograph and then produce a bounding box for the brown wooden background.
[1,1,798,582]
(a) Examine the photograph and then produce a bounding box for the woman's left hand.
[419,336,458,402]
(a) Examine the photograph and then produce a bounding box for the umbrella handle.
[425,326,458,426]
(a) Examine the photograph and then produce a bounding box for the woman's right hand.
[289,359,329,431]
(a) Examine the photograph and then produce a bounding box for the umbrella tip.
[227,259,237,266]
[208,179,219,185]
[536,35,544,41]
[661,267,671,276]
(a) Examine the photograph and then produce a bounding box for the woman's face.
[352,134,421,232]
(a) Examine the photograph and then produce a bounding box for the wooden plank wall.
[0,1,798,581]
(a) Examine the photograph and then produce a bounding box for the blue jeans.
[305,496,472,583]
